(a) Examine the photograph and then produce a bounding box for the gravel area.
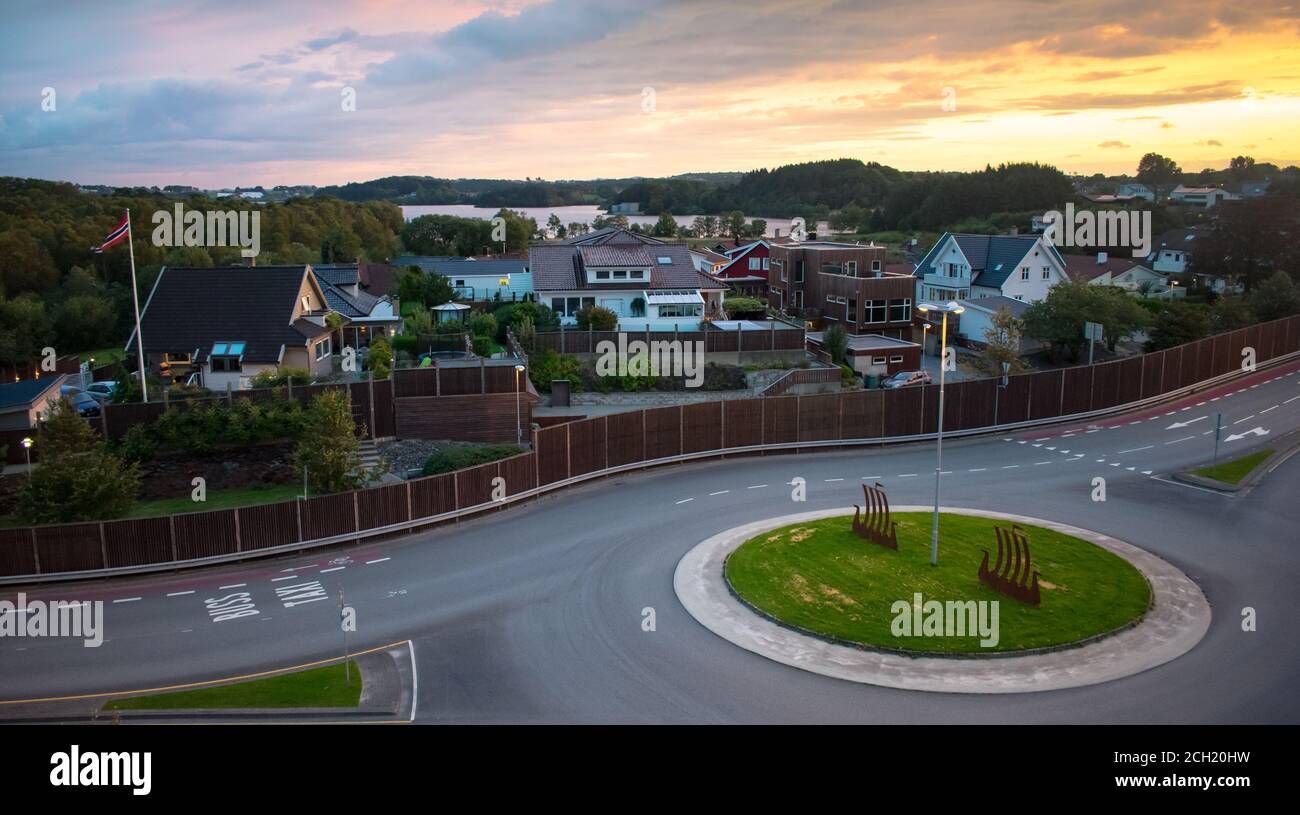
[377,439,507,476]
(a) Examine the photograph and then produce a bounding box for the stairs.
[356,438,383,475]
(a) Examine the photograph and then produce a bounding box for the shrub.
[116,424,158,463]
[823,324,849,364]
[391,333,417,355]
[422,444,524,476]
[527,348,584,392]
[368,334,393,379]
[724,296,766,315]
[472,335,494,357]
[250,367,311,389]
[295,389,366,494]
[575,305,618,331]
[18,398,139,523]
[467,311,497,340]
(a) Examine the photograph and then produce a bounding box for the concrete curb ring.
[673,506,1211,694]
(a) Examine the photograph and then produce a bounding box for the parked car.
[880,370,933,389]
[84,381,117,402]
[67,389,101,417]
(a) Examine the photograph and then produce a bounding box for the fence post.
[1089,364,1097,412]
[641,409,647,462]
[771,321,776,351]
[604,415,610,470]
[1058,371,1066,417]
[566,423,572,479]
[296,497,304,542]
[480,357,486,394]
[368,372,376,438]
[588,324,593,354]
[353,491,360,536]
[679,405,684,454]
[405,480,413,521]
[561,323,566,354]
[100,404,109,438]
[30,528,39,575]
[737,321,743,367]
[169,516,178,561]
[720,400,726,450]
[435,362,441,396]
[533,426,540,487]
[234,509,242,552]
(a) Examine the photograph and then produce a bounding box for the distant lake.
[400,205,827,238]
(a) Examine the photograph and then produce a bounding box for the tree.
[1248,271,1300,322]
[546,213,566,239]
[1188,196,1300,293]
[52,294,117,352]
[0,295,54,367]
[822,324,848,365]
[1145,301,1211,351]
[1136,153,1182,203]
[17,397,140,523]
[652,212,678,237]
[1021,281,1149,361]
[367,333,393,379]
[1209,295,1254,332]
[0,230,60,294]
[978,307,1029,376]
[295,389,367,494]
[575,304,618,331]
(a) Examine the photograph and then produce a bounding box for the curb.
[674,507,1211,694]
[1172,426,1300,495]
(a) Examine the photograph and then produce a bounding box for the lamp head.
[21,437,33,449]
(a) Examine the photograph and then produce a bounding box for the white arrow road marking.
[1225,427,1270,443]
[1166,415,1207,429]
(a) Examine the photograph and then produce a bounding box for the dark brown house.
[768,242,916,339]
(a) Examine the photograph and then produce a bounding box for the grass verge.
[725,512,1150,654]
[1192,448,1274,485]
[104,661,361,710]
[127,483,302,518]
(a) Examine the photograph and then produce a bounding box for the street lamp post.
[515,364,526,446]
[916,301,964,567]
[21,437,33,479]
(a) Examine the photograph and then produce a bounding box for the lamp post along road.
[917,301,964,567]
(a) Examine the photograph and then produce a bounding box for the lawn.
[79,346,126,365]
[1193,448,1273,485]
[127,483,302,518]
[725,512,1151,654]
[104,661,361,710]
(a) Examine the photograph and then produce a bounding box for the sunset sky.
[2,0,1298,186]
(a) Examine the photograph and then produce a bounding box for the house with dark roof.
[312,263,403,350]
[0,375,66,430]
[1146,227,1198,274]
[711,239,772,297]
[911,233,1068,304]
[393,256,533,303]
[126,265,344,391]
[529,229,727,328]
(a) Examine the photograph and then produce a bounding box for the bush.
[724,297,766,315]
[575,305,618,331]
[295,389,366,494]
[421,444,524,476]
[493,301,560,342]
[391,334,417,356]
[467,311,497,340]
[823,324,849,364]
[472,335,495,357]
[527,348,585,392]
[250,367,311,389]
[116,424,158,463]
[18,398,139,523]
[839,363,859,387]
[368,334,393,379]
[150,395,310,455]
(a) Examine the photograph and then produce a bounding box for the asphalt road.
[3,360,1299,723]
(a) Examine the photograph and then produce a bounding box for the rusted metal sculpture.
[851,482,898,550]
[978,524,1042,606]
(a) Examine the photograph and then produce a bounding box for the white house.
[1064,252,1174,296]
[1117,183,1154,201]
[530,229,727,329]
[952,296,1040,352]
[1147,228,1197,274]
[911,233,1069,304]
[1170,185,1237,208]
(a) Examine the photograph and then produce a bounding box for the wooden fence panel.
[358,483,409,530]
[567,418,605,476]
[410,474,455,519]
[682,402,723,453]
[1028,371,1063,420]
[722,400,763,448]
[840,390,883,440]
[917,384,939,435]
[102,517,173,567]
[605,411,645,468]
[534,425,570,484]
[237,501,299,550]
[1141,350,1165,399]
[1061,366,1091,416]
[172,509,240,560]
[0,528,37,576]
[644,406,683,460]
[762,397,798,444]
[957,379,996,430]
[302,493,356,541]
[1114,357,1143,407]
[498,452,538,496]
[455,462,496,508]
[797,393,839,442]
[34,523,103,573]
[1179,340,1201,390]
[996,374,1032,426]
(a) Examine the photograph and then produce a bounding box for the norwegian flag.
[92,213,130,253]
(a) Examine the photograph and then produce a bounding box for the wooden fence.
[531,324,805,355]
[2,314,1297,580]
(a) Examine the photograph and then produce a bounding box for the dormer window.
[596,270,611,280]
[210,341,245,372]
[630,270,644,279]
[301,295,311,311]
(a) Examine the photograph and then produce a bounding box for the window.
[1042,268,1049,279]
[865,299,887,323]
[658,303,702,318]
[762,257,770,271]
[871,260,881,274]
[629,270,644,279]
[551,297,565,313]
[847,261,858,277]
[454,279,465,287]
[793,291,803,309]
[1021,267,1030,280]
[613,270,627,279]
[872,356,888,365]
[749,257,761,271]
[301,295,311,311]
[211,356,241,372]
[314,337,332,361]
[889,355,904,364]
[657,256,671,264]
[595,270,610,280]
[888,298,911,322]
[796,261,805,282]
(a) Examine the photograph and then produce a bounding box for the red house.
[713,239,771,297]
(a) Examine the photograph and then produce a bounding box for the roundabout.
[675,507,1211,694]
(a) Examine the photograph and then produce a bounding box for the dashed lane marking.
[1261,405,1278,414]
[1001,465,1019,469]
[897,473,918,478]
[320,566,345,574]
[1118,445,1154,454]
[822,479,843,483]
[219,583,246,590]
[166,590,195,597]
[747,484,768,489]
[675,498,694,504]
[1232,414,1255,425]
[270,575,299,582]
[1166,435,1195,444]
[709,490,730,495]
[112,597,141,604]
[366,557,391,565]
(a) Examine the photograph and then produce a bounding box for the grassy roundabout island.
[725,512,1151,655]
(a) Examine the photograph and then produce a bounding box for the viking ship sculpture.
[851,482,898,550]
[978,524,1042,606]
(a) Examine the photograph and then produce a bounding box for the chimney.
[1096,251,1108,265]
[774,227,782,238]
[1009,226,1019,236]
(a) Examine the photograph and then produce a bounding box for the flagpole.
[126,209,149,403]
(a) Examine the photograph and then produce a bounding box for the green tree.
[978,306,1029,376]
[295,390,367,494]
[0,295,54,367]
[652,212,678,237]
[52,295,117,352]
[1136,153,1182,203]
[367,333,393,379]
[823,324,848,364]
[0,229,60,294]
[1248,271,1300,322]
[17,398,140,523]
[1021,281,1149,361]
[1145,301,1211,351]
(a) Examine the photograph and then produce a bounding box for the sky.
[1,0,1298,187]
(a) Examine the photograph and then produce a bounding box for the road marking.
[1129,421,1142,426]
[219,583,246,590]
[1166,435,1195,444]
[1001,465,1019,469]
[366,558,391,565]
[861,476,883,480]
[1045,446,1056,451]
[166,590,195,597]
[408,641,418,722]
[675,498,694,504]
[1261,405,1278,414]
[112,597,141,604]
[1232,414,1256,425]
[822,479,843,483]
[968,468,986,472]
[747,484,768,489]
[940,471,953,475]
[897,473,917,478]
[709,490,731,495]
[284,565,316,572]
[1118,445,1154,454]
[1285,395,1300,404]
[1034,461,1052,465]
[1142,470,1153,475]
[271,575,299,582]
[275,580,329,607]
[1166,415,1207,429]
[1086,428,1102,433]
[320,566,345,574]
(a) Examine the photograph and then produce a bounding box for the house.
[911,233,1069,304]
[126,265,345,391]
[952,296,1040,353]
[1170,185,1237,208]
[712,239,771,297]
[1117,183,1155,201]
[1146,228,1197,274]
[807,332,922,378]
[391,256,533,303]
[356,260,402,298]
[1241,180,1271,198]
[689,247,730,275]
[0,375,66,430]
[311,264,404,349]
[768,241,915,339]
[529,228,726,328]
[1064,252,1171,295]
